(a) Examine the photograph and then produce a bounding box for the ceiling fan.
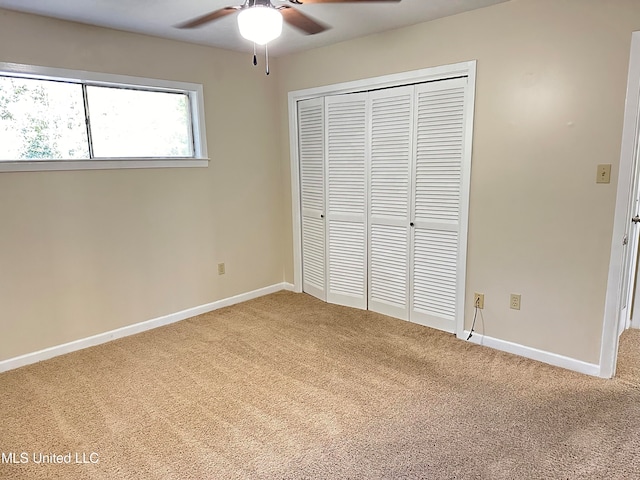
[178,0,401,74]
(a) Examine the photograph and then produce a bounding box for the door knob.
[633,216,640,224]
[410,222,415,227]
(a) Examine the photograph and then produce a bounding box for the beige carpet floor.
[1,291,640,479]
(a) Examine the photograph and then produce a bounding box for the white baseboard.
[462,330,600,377]
[0,282,295,373]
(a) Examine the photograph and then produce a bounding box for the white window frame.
[0,62,209,172]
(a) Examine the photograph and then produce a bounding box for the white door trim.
[601,31,640,378]
[458,66,477,338]
[288,61,476,335]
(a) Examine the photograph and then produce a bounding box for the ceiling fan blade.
[280,6,329,35]
[290,0,401,4]
[177,7,240,29]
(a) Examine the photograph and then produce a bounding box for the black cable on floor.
[467,298,480,340]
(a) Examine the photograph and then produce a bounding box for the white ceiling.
[0,0,509,56]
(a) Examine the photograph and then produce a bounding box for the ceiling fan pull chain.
[265,43,270,75]
[253,42,258,66]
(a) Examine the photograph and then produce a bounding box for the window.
[0,62,208,172]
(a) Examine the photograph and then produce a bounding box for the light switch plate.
[597,164,611,184]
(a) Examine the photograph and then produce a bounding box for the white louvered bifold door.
[368,86,414,320]
[298,98,326,301]
[325,92,368,309]
[410,77,469,333]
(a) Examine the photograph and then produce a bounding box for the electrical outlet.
[217,263,225,275]
[474,293,484,309]
[510,294,521,310]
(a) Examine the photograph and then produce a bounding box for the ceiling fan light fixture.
[237,6,283,45]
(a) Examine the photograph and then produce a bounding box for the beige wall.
[0,10,285,360]
[276,0,640,364]
[2,0,639,368]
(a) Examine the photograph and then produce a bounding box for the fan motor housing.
[246,0,274,7]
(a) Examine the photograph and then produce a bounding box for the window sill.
[0,158,210,173]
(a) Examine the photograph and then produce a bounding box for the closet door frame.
[288,61,476,338]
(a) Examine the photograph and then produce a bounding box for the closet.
[296,70,473,334]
